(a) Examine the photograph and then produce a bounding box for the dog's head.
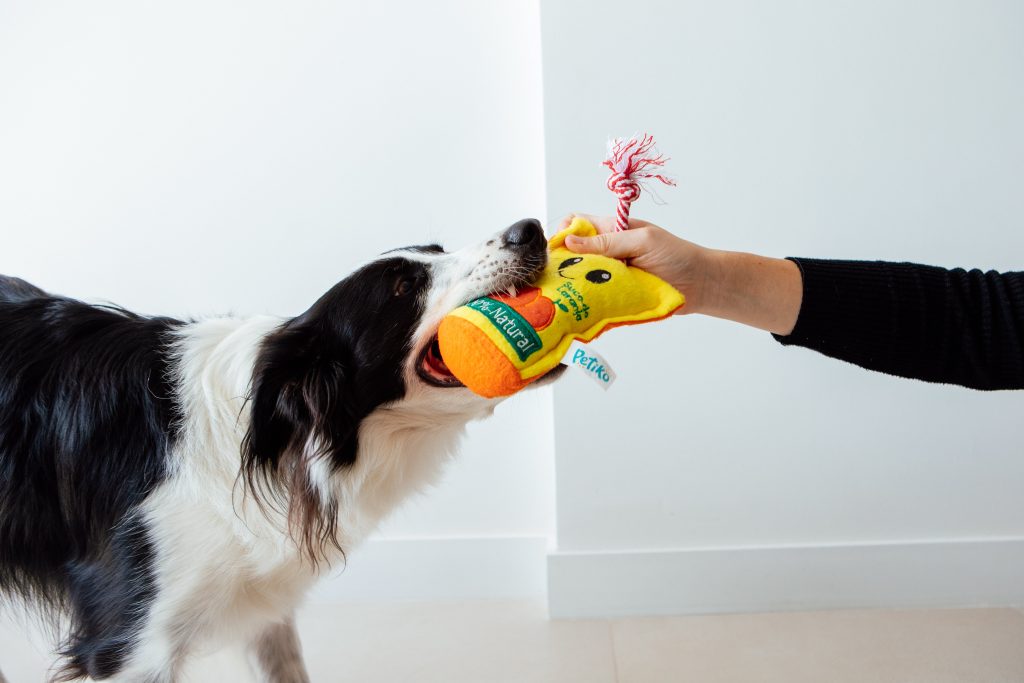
[241,218,558,557]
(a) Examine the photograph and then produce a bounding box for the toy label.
[466,297,544,362]
[561,340,616,390]
[553,281,591,321]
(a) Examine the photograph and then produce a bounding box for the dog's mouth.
[416,331,569,391]
[416,334,464,388]
[416,245,549,391]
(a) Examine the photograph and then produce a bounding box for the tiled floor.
[2,602,1023,682]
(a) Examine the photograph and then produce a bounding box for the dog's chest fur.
[143,316,475,647]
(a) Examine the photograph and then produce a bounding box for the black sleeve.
[772,258,1024,390]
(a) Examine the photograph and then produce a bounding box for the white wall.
[5,0,1023,618]
[0,0,552,600]
[541,0,1024,616]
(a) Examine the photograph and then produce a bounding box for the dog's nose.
[501,218,544,249]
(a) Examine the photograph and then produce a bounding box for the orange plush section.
[491,287,555,330]
[437,315,527,398]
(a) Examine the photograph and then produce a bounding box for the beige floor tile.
[4,600,617,683]
[611,607,1024,683]
[10,604,1024,682]
[296,600,616,683]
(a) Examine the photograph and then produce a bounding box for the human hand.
[557,213,712,315]
[556,213,802,334]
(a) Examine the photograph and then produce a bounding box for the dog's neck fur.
[112,314,488,664]
[168,314,483,571]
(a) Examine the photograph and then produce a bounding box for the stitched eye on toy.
[585,269,612,284]
[558,257,583,270]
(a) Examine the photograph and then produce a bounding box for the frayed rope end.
[603,134,676,231]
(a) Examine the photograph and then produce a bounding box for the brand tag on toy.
[561,340,616,390]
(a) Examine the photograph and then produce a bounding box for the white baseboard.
[310,535,549,604]
[547,537,1024,618]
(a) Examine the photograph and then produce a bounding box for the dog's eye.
[559,257,583,270]
[585,269,612,284]
[394,277,417,297]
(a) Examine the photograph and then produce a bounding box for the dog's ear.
[241,322,361,561]
[242,323,362,476]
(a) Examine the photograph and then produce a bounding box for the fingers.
[556,212,615,234]
[556,213,650,235]
[556,212,656,258]
[577,213,619,234]
[564,228,650,259]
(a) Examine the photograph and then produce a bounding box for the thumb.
[564,231,645,259]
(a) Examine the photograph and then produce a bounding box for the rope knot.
[606,174,642,204]
[602,134,676,231]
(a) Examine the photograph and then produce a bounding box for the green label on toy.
[466,297,543,362]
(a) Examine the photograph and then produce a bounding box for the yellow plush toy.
[437,216,684,398]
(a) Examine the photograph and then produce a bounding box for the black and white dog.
[0,218,556,682]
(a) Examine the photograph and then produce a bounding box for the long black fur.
[241,256,431,562]
[0,276,183,680]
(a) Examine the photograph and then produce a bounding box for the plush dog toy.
[437,216,684,397]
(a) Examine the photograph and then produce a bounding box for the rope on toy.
[603,134,676,231]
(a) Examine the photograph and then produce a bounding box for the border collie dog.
[0,218,555,682]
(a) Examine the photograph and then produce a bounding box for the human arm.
[560,214,803,335]
[775,258,1024,390]
[561,214,1024,390]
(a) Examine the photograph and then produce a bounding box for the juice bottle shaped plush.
[437,216,684,397]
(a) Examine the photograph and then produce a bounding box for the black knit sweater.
[773,259,1024,390]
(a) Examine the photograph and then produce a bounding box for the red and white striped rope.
[602,134,676,231]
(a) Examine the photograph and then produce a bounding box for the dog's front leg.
[247,616,310,683]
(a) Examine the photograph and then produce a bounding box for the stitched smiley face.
[556,256,614,286]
